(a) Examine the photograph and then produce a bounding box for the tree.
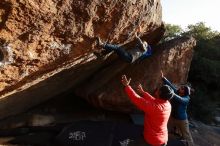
[161,24,183,42]
[183,22,220,40]
[186,22,220,123]
[162,22,220,123]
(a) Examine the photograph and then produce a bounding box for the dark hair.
[178,85,191,96]
[159,85,174,100]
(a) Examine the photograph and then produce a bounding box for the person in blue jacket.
[161,71,194,146]
[95,26,152,63]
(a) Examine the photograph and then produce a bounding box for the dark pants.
[128,137,167,146]
[103,44,132,63]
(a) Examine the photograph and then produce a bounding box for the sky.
[161,0,220,31]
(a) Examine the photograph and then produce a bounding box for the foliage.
[163,22,220,123]
[162,24,183,42]
[183,22,220,40]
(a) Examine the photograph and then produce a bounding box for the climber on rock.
[121,75,173,146]
[95,26,152,63]
[161,71,194,146]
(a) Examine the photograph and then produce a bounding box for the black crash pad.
[55,121,142,146]
[55,120,185,146]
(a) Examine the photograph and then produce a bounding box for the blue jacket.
[139,45,152,60]
[127,42,152,62]
[162,77,190,120]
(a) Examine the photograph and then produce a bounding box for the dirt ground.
[0,92,219,146]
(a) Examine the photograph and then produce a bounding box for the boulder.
[0,0,164,119]
[74,36,196,112]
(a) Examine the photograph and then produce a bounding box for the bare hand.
[121,75,131,86]
[161,70,164,78]
[134,32,138,38]
[136,25,141,33]
[137,84,144,94]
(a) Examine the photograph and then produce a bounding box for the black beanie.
[159,85,174,100]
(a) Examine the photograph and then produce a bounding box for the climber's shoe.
[95,37,104,47]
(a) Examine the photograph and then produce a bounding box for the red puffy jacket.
[125,86,171,146]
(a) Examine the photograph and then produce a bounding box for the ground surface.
[0,91,219,146]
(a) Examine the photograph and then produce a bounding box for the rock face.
[0,0,164,119]
[74,36,196,112]
[0,0,163,92]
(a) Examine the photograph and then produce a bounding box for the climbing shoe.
[96,37,104,47]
